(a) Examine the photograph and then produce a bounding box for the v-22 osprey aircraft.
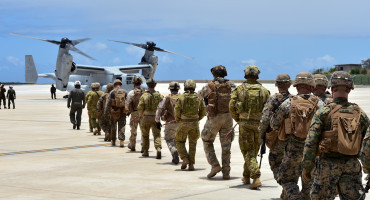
[11,33,192,95]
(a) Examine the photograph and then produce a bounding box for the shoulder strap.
[326,103,343,121]
[94,91,101,98]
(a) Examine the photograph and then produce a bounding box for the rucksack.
[182,93,200,118]
[207,80,231,117]
[235,83,267,120]
[161,94,179,122]
[144,91,162,112]
[112,89,126,108]
[130,88,144,112]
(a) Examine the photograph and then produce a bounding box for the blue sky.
[1,0,370,83]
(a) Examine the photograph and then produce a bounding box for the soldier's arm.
[270,99,290,131]
[174,97,182,123]
[229,88,239,122]
[198,84,211,99]
[125,90,134,110]
[82,91,86,108]
[198,99,206,120]
[155,98,166,122]
[360,126,370,174]
[67,90,72,107]
[137,94,145,117]
[258,95,276,138]
[104,92,113,115]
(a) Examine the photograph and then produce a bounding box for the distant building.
[335,64,362,72]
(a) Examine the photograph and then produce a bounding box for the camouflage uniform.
[229,65,270,189]
[85,84,95,132]
[0,85,6,109]
[97,83,114,141]
[313,74,332,104]
[199,67,233,179]
[87,83,104,135]
[126,87,145,151]
[302,71,370,200]
[175,80,206,169]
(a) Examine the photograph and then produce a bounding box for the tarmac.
[0,83,369,200]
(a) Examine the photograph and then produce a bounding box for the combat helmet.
[211,65,227,77]
[95,82,101,90]
[90,83,97,89]
[146,78,157,88]
[275,74,292,86]
[74,81,81,86]
[313,74,329,88]
[113,79,122,86]
[184,79,196,90]
[293,72,315,87]
[133,77,143,85]
[106,83,114,93]
[244,65,260,79]
[329,71,354,90]
[168,81,180,90]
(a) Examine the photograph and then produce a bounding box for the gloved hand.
[156,122,162,130]
[302,169,311,184]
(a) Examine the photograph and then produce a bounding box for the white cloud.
[112,57,120,64]
[125,46,145,59]
[6,56,22,66]
[317,55,335,63]
[241,59,256,65]
[302,55,336,69]
[159,54,172,64]
[95,42,108,51]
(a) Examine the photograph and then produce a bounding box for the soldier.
[301,71,369,200]
[85,83,96,133]
[67,81,85,130]
[126,77,146,152]
[6,86,16,109]
[271,72,324,200]
[258,74,291,196]
[229,65,270,189]
[50,84,56,99]
[155,81,181,164]
[0,84,6,109]
[137,79,163,158]
[87,82,104,135]
[313,74,332,104]
[198,65,233,180]
[105,79,127,147]
[97,83,114,141]
[174,79,206,170]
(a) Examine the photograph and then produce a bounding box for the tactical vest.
[143,91,162,115]
[111,89,126,108]
[235,83,268,120]
[181,92,200,120]
[207,80,231,117]
[130,88,145,112]
[318,103,362,156]
[284,95,319,139]
[88,91,103,110]
[161,94,179,122]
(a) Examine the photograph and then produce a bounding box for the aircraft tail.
[25,55,38,83]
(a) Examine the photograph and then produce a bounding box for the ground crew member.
[97,83,114,141]
[50,84,56,99]
[258,74,291,197]
[6,86,16,109]
[126,77,145,152]
[85,83,96,133]
[138,78,163,158]
[302,71,369,200]
[105,79,127,147]
[199,65,233,180]
[87,82,104,135]
[67,81,85,130]
[229,65,270,189]
[313,74,332,104]
[0,84,6,109]
[271,72,324,199]
[175,79,206,171]
[155,81,181,164]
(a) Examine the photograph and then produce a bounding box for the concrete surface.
[0,83,369,200]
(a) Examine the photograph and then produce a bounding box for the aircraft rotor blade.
[66,44,96,60]
[10,32,60,45]
[153,47,193,59]
[71,38,91,46]
[109,40,147,49]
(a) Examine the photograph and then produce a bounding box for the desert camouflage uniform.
[302,97,369,200]
[105,88,127,142]
[271,94,324,200]
[97,85,114,140]
[258,91,290,182]
[85,90,94,132]
[126,88,145,150]
[87,89,104,133]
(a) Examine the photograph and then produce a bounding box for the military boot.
[156,148,161,159]
[207,165,222,178]
[249,178,262,189]
[141,148,144,153]
[119,140,124,148]
[188,164,195,171]
[172,151,179,164]
[111,140,116,146]
[77,125,80,130]
[222,171,230,180]
[128,143,135,152]
[241,176,250,184]
[142,150,149,157]
[93,129,99,135]
[181,158,189,170]
[73,123,76,130]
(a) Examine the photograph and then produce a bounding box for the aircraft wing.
[76,65,105,72]
[75,64,152,75]
[38,73,57,81]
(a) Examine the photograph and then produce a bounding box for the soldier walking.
[199,65,233,180]
[50,84,56,99]
[85,83,96,133]
[271,72,324,199]
[301,71,369,200]
[126,77,145,152]
[155,81,181,164]
[258,74,291,197]
[174,79,206,171]
[6,86,16,109]
[137,79,163,158]
[0,84,6,109]
[97,83,114,141]
[87,82,104,135]
[229,65,270,189]
[67,81,85,130]
[105,79,127,147]
[313,74,332,104]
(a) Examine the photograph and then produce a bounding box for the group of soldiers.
[0,84,16,109]
[66,65,370,200]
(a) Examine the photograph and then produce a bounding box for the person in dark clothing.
[50,84,56,99]
[6,86,16,109]
[0,84,6,109]
[67,81,85,130]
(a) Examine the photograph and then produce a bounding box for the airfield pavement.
[0,83,369,200]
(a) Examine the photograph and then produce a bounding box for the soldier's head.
[106,83,114,93]
[184,79,196,92]
[329,71,353,98]
[9,85,13,89]
[275,74,292,92]
[293,72,315,94]
[244,65,260,80]
[74,81,81,89]
[146,78,157,89]
[0,84,3,88]
[94,82,101,91]
[211,65,227,78]
[313,74,329,95]
[168,81,180,94]
[113,79,122,88]
[132,77,143,87]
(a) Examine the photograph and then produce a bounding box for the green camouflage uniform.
[302,97,369,200]
[126,88,145,150]
[105,88,127,142]
[174,91,206,165]
[87,89,104,131]
[85,91,94,132]
[229,80,270,180]
[97,92,110,139]
[271,94,324,200]
[137,90,163,151]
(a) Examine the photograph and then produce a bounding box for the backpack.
[182,93,200,118]
[144,91,162,112]
[112,89,126,108]
[207,81,231,117]
[161,94,179,122]
[235,83,267,119]
[130,88,144,112]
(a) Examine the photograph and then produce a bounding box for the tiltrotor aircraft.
[11,33,192,95]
